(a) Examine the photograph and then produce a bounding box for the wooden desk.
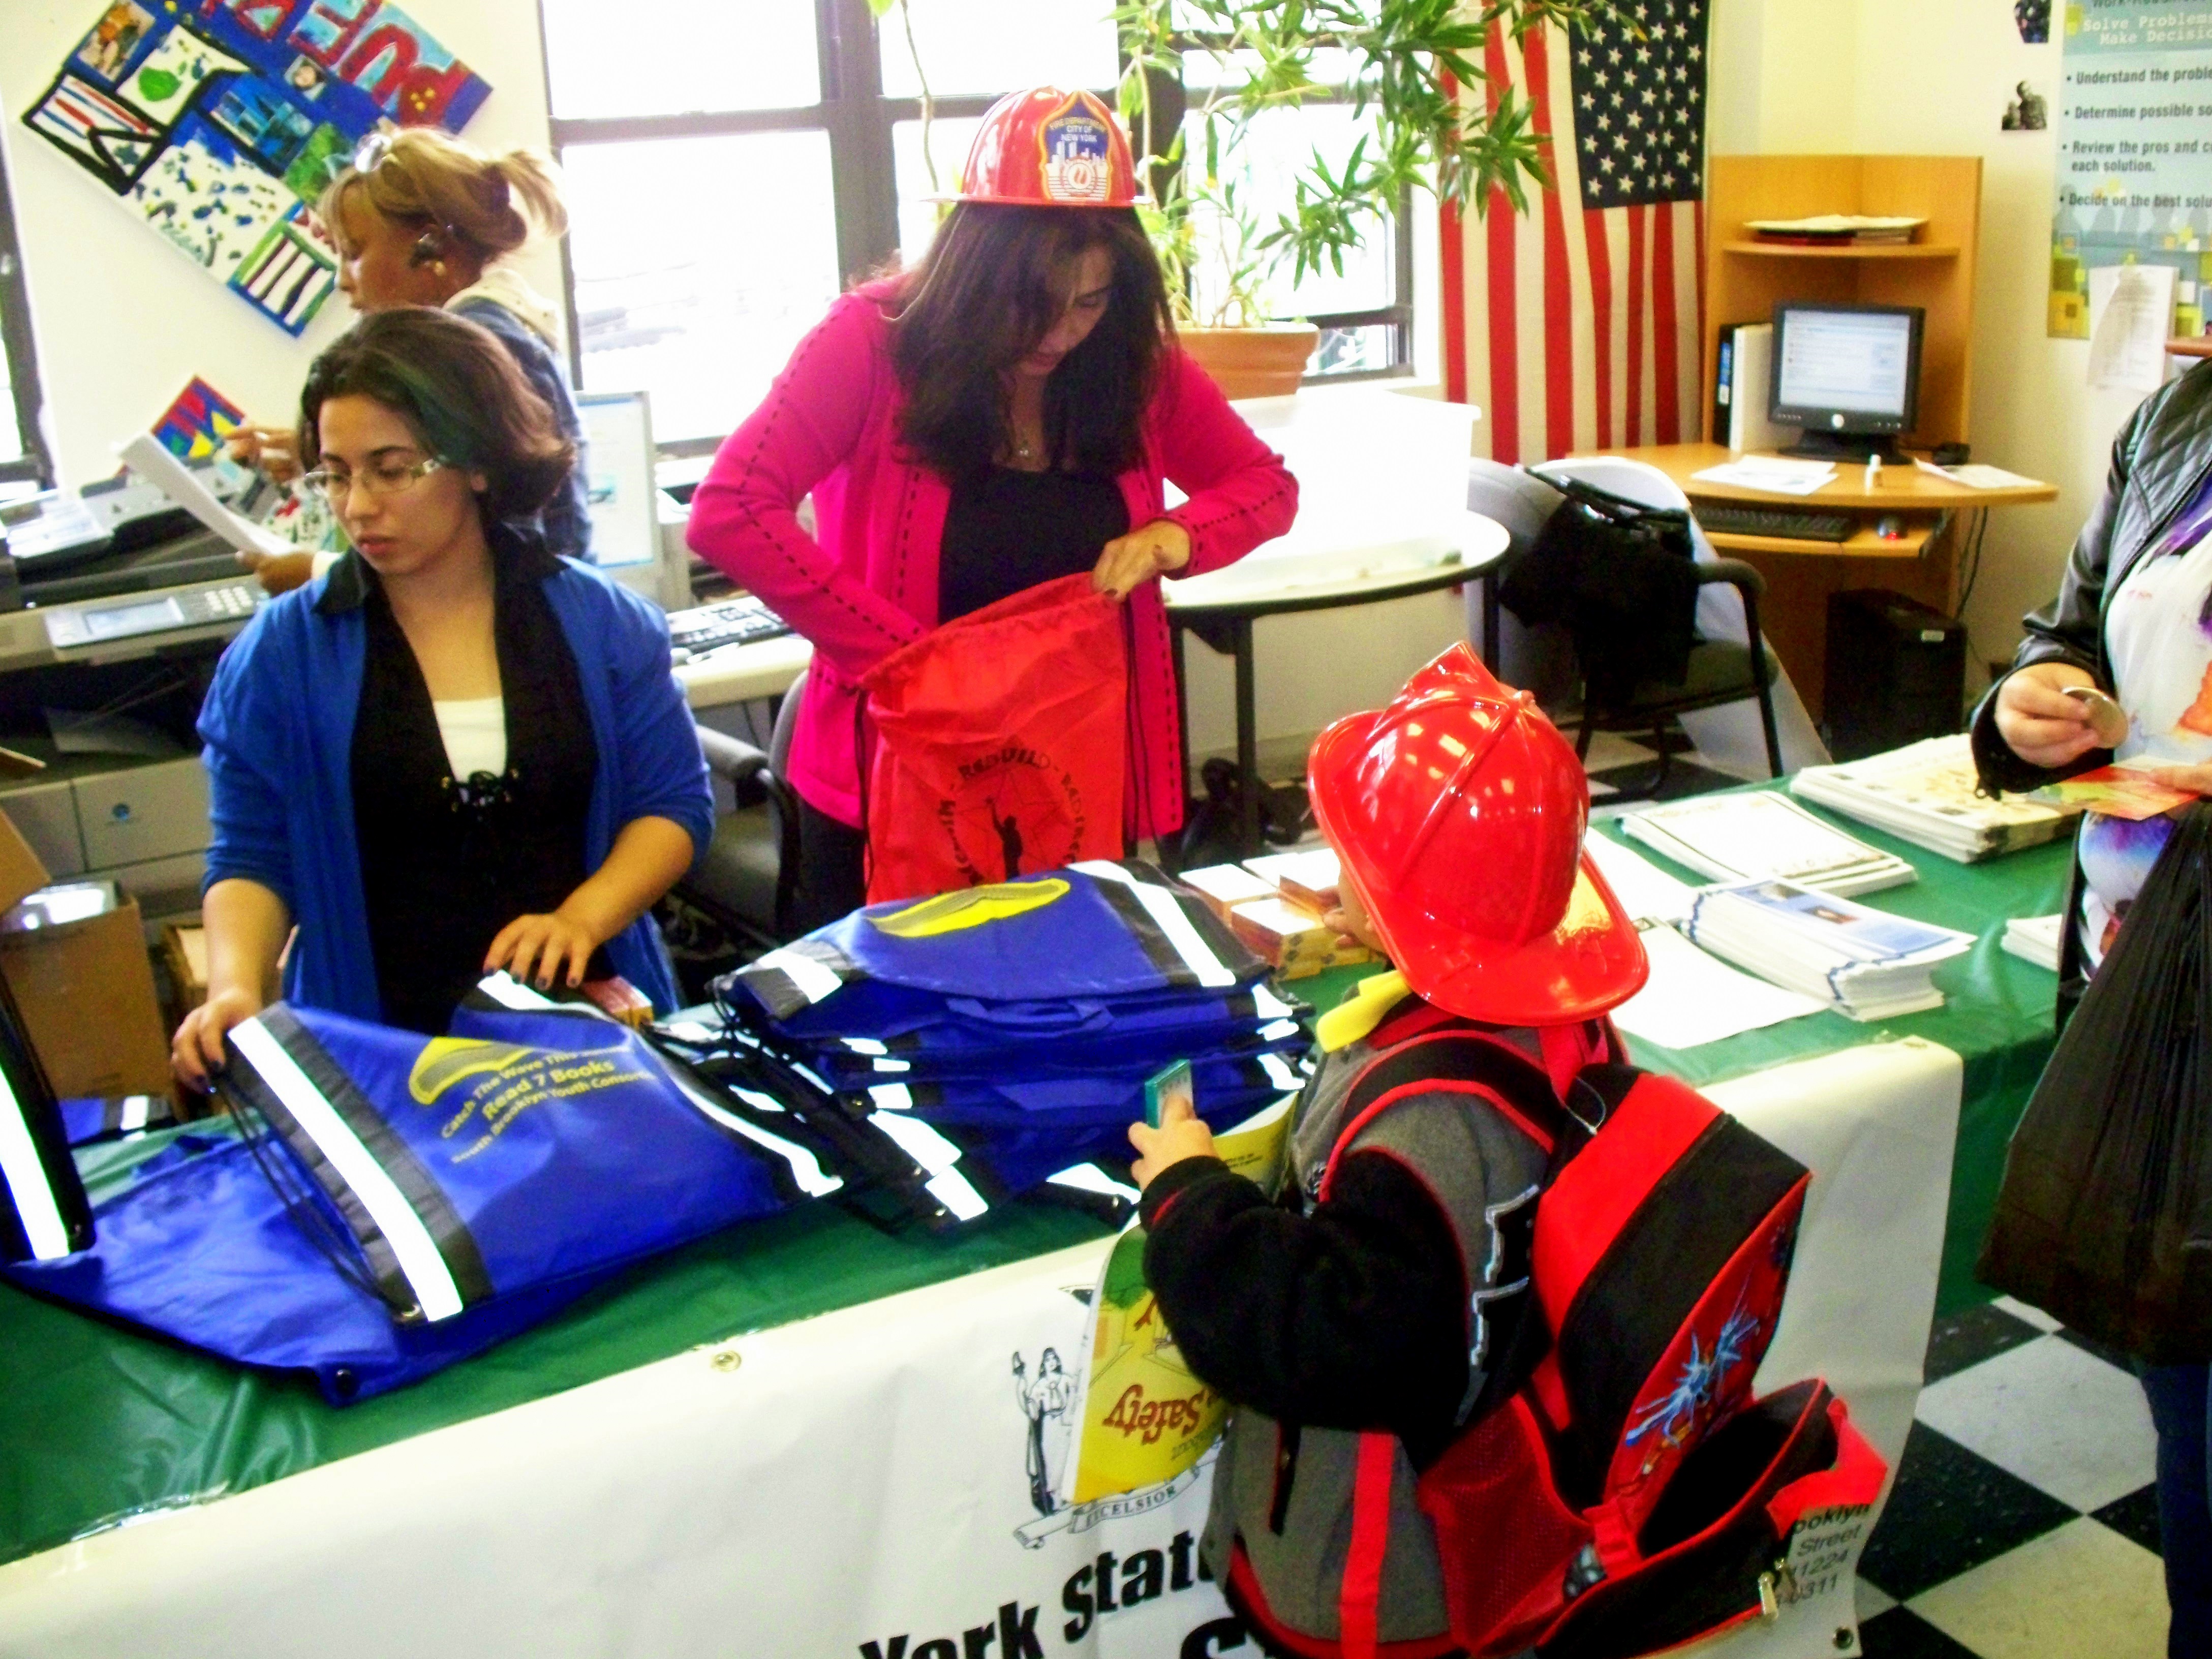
[1613,443,2057,717]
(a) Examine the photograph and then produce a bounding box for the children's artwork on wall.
[21,1,493,337]
[154,377,249,461]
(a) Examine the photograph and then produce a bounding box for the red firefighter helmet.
[943,87,1141,208]
[1307,643,1648,1026]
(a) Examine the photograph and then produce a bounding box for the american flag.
[1441,0,1709,463]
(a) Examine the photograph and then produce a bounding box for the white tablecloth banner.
[0,1038,1959,1659]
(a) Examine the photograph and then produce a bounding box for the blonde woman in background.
[232,128,590,590]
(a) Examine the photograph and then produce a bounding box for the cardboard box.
[0,810,175,1102]
[162,921,208,1012]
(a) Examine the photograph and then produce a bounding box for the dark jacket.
[1970,359,2212,1015]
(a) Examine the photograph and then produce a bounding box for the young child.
[1129,643,1649,1657]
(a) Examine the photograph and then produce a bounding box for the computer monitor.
[575,390,691,612]
[1768,302,1924,462]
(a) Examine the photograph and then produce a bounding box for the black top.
[1138,1151,1470,1464]
[937,466,1130,623]
[335,531,605,1034]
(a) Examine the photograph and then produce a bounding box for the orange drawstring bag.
[859,573,1130,904]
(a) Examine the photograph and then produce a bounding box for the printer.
[0,458,276,927]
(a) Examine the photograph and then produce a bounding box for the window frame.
[0,134,54,492]
[538,0,1412,455]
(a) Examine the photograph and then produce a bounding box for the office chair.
[1520,456,1784,794]
[680,680,805,951]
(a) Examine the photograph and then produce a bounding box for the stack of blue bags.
[711,861,1315,1217]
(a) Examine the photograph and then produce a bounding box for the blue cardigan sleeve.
[197,609,299,912]
[601,584,715,862]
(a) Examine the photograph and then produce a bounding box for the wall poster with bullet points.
[21,2,491,337]
[2049,0,2212,339]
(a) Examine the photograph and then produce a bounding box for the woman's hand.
[1993,662,2103,770]
[172,986,264,1092]
[236,548,319,596]
[226,424,302,485]
[1128,1093,1217,1191]
[1093,519,1192,600]
[485,907,604,991]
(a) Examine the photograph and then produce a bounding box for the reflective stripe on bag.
[227,1011,489,1323]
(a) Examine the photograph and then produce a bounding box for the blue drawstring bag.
[3,999,814,1401]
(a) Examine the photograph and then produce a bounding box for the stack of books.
[1790,735,2079,863]
[1744,214,1925,246]
[2002,913,2066,972]
[1180,847,1377,978]
[1621,792,1916,896]
[1684,879,1975,1021]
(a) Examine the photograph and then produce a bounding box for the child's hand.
[1129,1095,1217,1191]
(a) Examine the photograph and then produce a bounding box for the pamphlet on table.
[1791,735,2079,862]
[1622,792,1916,895]
[1683,880,1974,1021]
[1607,919,1828,1049]
[1689,455,1837,497]
[2002,914,2065,973]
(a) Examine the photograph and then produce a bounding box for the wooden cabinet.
[1703,155,1983,451]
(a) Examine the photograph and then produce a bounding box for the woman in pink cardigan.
[686,88,1297,929]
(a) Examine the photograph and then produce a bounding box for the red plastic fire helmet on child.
[1307,643,1649,1026]
[944,87,1141,208]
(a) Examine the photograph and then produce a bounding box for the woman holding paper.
[1975,359,2212,1649]
[231,128,588,591]
[173,308,710,1087]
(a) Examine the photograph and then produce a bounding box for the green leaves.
[1113,0,1620,323]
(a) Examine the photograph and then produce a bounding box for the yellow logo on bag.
[409,1038,537,1104]
[868,878,1070,938]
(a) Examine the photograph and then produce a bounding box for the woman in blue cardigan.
[173,307,712,1088]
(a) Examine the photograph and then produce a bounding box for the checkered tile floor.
[1855,1297,2167,1657]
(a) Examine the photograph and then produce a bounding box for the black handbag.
[1499,473,1702,706]
[1980,803,2212,1362]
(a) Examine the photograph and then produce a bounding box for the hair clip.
[352,129,397,173]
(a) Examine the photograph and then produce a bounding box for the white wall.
[0,0,561,490]
[1708,0,2146,681]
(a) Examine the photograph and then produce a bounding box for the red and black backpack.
[1319,1017,1888,1659]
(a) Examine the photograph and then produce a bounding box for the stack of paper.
[1584,832,1699,924]
[1623,793,1916,895]
[2002,913,2065,972]
[1684,880,1974,1021]
[1179,846,1375,978]
[1791,735,2079,863]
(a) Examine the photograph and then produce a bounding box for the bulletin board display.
[2048,0,2212,339]
[20,2,492,337]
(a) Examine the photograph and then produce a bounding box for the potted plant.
[1116,0,1609,396]
[878,0,1609,397]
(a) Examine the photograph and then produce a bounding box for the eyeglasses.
[299,454,448,506]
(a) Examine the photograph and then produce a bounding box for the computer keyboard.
[1692,504,1855,543]
[667,594,793,655]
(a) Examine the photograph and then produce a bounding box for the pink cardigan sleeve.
[1152,352,1299,577]
[685,292,926,678]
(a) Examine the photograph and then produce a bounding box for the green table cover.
[0,794,2070,1569]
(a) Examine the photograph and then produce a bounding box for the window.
[0,136,53,498]
[539,0,1411,451]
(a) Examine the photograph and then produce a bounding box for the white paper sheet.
[1912,460,2044,491]
[2088,263,2177,393]
[1608,921,1827,1049]
[114,432,293,559]
[1691,456,1838,497]
[1585,832,1698,924]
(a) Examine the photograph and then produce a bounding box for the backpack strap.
[1338,1430,1400,1659]
[1319,1021,1592,1430]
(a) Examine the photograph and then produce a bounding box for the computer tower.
[1824,589,1967,761]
